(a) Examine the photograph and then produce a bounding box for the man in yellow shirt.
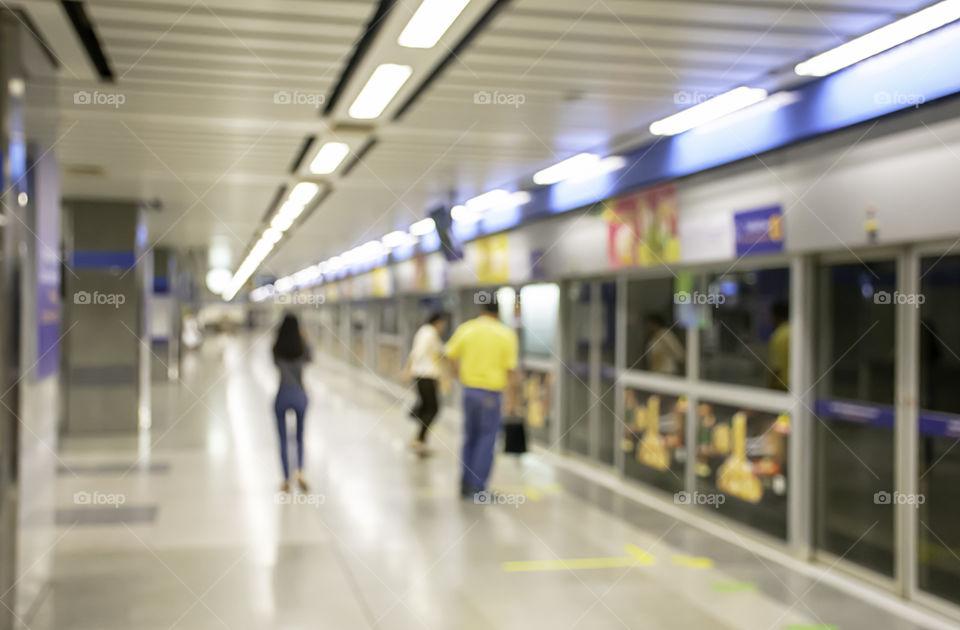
[445,300,519,497]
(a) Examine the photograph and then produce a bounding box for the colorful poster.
[372,267,391,298]
[734,205,784,256]
[604,184,680,268]
[474,233,510,284]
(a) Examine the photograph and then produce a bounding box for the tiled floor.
[26,333,958,629]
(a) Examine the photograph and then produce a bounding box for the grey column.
[0,9,62,629]
[0,12,27,628]
[62,200,148,433]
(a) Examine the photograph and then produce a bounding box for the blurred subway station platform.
[3,1,960,629]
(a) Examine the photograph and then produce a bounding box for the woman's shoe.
[280,480,291,493]
[295,471,309,492]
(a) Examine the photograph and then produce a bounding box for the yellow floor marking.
[624,544,656,565]
[671,555,714,569]
[503,543,655,572]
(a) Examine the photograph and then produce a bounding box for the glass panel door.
[598,280,618,464]
[917,253,960,604]
[814,259,897,577]
[563,281,592,456]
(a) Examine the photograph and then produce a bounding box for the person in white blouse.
[403,312,450,454]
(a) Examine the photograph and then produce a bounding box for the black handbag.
[503,416,527,454]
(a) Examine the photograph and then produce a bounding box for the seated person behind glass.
[768,301,790,391]
[644,314,684,375]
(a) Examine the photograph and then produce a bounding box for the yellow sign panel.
[474,233,510,284]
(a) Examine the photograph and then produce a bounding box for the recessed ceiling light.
[398,0,472,49]
[451,204,480,223]
[309,142,351,174]
[533,153,600,185]
[383,231,417,248]
[796,0,960,77]
[409,218,436,236]
[348,64,413,120]
[649,87,768,136]
[288,182,320,207]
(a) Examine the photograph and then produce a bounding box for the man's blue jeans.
[461,386,502,493]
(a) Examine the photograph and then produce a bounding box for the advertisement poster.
[474,233,510,284]
[604,184,680,268]
[372,267,392,298]
[734,205,784,256]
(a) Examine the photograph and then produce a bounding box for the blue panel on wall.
[71,251,137,270]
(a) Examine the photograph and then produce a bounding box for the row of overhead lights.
[254,153,636,299]
[241,0,960,302]
[222,182,321,300]
[648,0,960,136]
[227,0,477,301]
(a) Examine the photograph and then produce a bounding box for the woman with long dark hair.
[272,313,311,492]
[403,311,449,455]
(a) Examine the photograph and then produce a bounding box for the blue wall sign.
[734,205,785,256]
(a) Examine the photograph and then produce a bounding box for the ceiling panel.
[22,0,939,286]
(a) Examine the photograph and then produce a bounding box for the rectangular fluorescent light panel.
[649,87,768,136]
[533,153,600,185]
[796,0,960,77]
[309,142,350,174]
[348,64,413,119]
[398,0,472,48]
[409,218,436,235]
[288,182,320,207]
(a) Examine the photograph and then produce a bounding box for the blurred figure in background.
[644,313,684,375]
[768,301,790,391]
[404,311,450,455]
[273,313,311,492]
[445,300,519,498]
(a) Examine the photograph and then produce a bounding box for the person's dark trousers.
[460,386,503,495]
[275,385,307,479]
[414,377,439,442]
